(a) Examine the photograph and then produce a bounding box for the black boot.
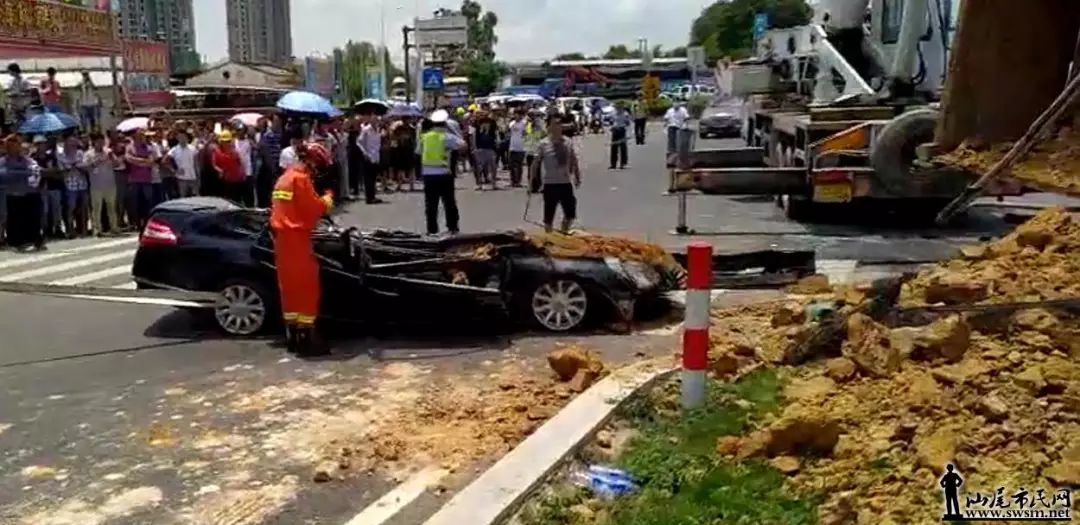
[295,326,330,357]
[284,325,299,354]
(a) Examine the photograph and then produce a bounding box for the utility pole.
[403,25,414,103]
[378,0,387,99]
[109,5,122,123]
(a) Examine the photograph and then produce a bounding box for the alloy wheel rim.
[215,284,267,335]
[532,280,588,331]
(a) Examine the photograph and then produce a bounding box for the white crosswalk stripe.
[50,265,132,286]
[0,237,140,290]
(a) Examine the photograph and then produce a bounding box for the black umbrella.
[353,99,390,115]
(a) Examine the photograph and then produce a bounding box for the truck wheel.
[870,108,940,196]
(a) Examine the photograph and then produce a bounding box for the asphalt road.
[0,121,1071,525]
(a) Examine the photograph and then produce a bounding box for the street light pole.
[378,0,387,99]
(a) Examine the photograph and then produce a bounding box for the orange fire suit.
[270,165,333,327]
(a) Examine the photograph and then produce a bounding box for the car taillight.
[140,218,178,246]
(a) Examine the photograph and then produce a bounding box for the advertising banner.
[123,40,169,74]
[304,56,336,97]
[0,0,117,57]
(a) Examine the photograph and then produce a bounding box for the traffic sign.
[687,46,706,69]
[753,13,770,42]
[422,67,444,91]
[416,16,468,47]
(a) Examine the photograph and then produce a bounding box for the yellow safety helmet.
[468,104,478,112]
[455,107,466,117]
[217,130,234,142]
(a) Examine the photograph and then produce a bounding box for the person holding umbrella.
[0,134,44,251]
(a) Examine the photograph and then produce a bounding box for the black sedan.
[698,111,743,139]
[133,198,678,336]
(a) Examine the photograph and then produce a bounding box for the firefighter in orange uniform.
[270,142,335,356]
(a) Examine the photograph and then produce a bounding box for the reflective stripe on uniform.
[420,131,448,168]
[273,190,294,201]
[296,314,316,325]
[283,312,299,321]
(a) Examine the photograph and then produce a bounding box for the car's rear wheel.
[530,279,589,332]
[214,279,273,336]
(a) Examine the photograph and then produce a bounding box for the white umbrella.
[230,112,265,127]
[117,117,150,133]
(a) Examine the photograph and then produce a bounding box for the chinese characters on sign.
[123,40,169,74]
[0,0,115,54]
[941,465,1073,522]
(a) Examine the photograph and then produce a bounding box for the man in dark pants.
[633,97,648,145]
[345,119,362,199]
[256,115,283,208]
[356,114,384,204]
[609,104,631,169]
[418,111,466,234]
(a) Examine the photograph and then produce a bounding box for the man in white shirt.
[507,110,528,187]
[356,116,384,204]
[664,102,690,155]
[279,136,302,171]
[168,131,199,197]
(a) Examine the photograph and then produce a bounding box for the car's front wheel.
[214,279,274,336]
[529,279,589,332]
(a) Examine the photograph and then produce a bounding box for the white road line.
[0,249,136,282]
[344,467,448,525]
[0,237,136,271]
[113,282,137,290]
[50,265,132,286]
[54,294,205,308]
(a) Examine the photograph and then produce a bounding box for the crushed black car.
[132,198,681,336]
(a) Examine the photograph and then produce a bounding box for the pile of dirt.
[322,357,590,480]
[938,124,1080,195]
[901,207,1080,306]
[708,209,1080,524]
[527,231,685,283]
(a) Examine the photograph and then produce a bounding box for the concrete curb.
[422,361,677,525]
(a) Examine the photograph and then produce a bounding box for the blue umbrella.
[276,90,337,116]
[19,111,79,134]
[388,102,422,118]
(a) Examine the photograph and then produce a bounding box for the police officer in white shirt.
[663,102,690,155]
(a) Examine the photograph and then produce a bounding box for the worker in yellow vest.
[524,109,547,192]
[418,109,467,234]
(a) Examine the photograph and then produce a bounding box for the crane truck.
[668,0,1068,231]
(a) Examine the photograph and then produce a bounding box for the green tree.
[461,0,498,60]
[554,52,587,61]
[603,44,643,60]
[459,57,505,95]
[690,0,812,60]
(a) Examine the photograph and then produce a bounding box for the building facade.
[226,0,293,66]
[115,0,200,75]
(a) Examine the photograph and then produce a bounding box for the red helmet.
[299,142,333,168]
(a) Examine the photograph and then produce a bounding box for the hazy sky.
[193,0,715,63]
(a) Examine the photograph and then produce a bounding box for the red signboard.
[126,90,174,108]
[123,40,169,74]
[0,0,117,57]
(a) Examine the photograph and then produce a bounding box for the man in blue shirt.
[256,115,284,207]
[609,103,631,169]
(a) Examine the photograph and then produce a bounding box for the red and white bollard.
[682,242,712,410]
